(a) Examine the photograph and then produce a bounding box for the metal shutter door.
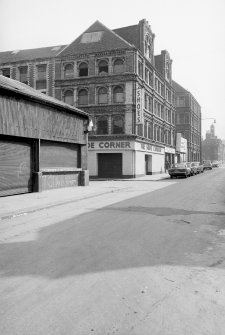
[98,153,122,178]
[40,141,79,169]
[0,139,32,196]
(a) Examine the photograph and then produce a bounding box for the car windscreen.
[173,164,186,168]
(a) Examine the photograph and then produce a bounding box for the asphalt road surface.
[0,167,225,334]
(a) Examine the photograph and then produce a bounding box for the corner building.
[0,19,176,178]
[54,20,176,178]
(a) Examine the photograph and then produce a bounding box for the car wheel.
[170,175,173,179]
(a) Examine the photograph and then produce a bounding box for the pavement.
[0,173,169,220]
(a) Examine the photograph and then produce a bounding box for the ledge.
[40,168,82,173]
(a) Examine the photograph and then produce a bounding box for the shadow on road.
[1,196,225,279]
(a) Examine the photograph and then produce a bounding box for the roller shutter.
[0,139,32,196]
[98,153,122,178]
[40,141,79,168]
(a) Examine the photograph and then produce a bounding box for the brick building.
[172,81,201,162]
[0,19,176,178]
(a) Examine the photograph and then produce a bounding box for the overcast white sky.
[1,0,225,139]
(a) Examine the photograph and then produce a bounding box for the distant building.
[0,19,176,178]
[0,75,89,196]
[202,124,224,162]
[172,81,201,162]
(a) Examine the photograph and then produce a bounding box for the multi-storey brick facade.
[0,19,177,178]
[172,80,201,162]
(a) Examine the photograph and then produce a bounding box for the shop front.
[88,140,165,179]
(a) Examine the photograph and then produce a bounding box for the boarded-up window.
[64,90,74,105]
[98,87,108,104]
[113,59,124,74]
[78,89,88,105]
[64,63,74,78]
[98,60,108,74]
[113,86,124,103]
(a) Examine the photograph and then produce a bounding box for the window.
[64,63,74,78]
[98,60,108,75]
[185,113,189,123]
[19,66,28,84]
[36,64,47,91]
[148,123,152,139]
[79,62,88,77]
[98,87,108,104]
[145,35,151,59]
[145,68,149,83]
[97,116,108,134]
[36,80,46,90]
[112,115,124,134]
[36,64,47,80]
[113,86,124,103]
[113,58,124,73]
[144,121,148,138]
[1,68,10,78]
[144,94,148,110]
[154,126,157,141]
[176,96,185,107]
[149,71,153,87]
[64,90,73,105]
[78,89,88,105]
[138,61,143,78]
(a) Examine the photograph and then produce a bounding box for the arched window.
[113,86,124,103]
[113,59,124,74]
[79,62,88,77]
[64,90,73,105]
[64,63,74,78]
[98,60,108,75]
[98,87,108,104]
[112,115,124,134]
[97,116,108,135]
[78,89,88,105]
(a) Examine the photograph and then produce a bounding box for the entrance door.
[98,153,122,178]
[145,154,152,175]
[0,139,32,196]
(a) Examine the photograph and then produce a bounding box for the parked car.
[212,160,219,167]
[168,163,191,179]
[192,161,204,174]
[203,160,212,170]
[186,162,198,176]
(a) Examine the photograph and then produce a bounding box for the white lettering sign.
[136,86,143,124]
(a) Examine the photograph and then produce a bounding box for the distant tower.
[210,123,215,137]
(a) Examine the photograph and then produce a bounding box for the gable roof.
[0,45,67,64]
[113,24,140,49]
[0,75,88,119]
[58,20,134,57]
